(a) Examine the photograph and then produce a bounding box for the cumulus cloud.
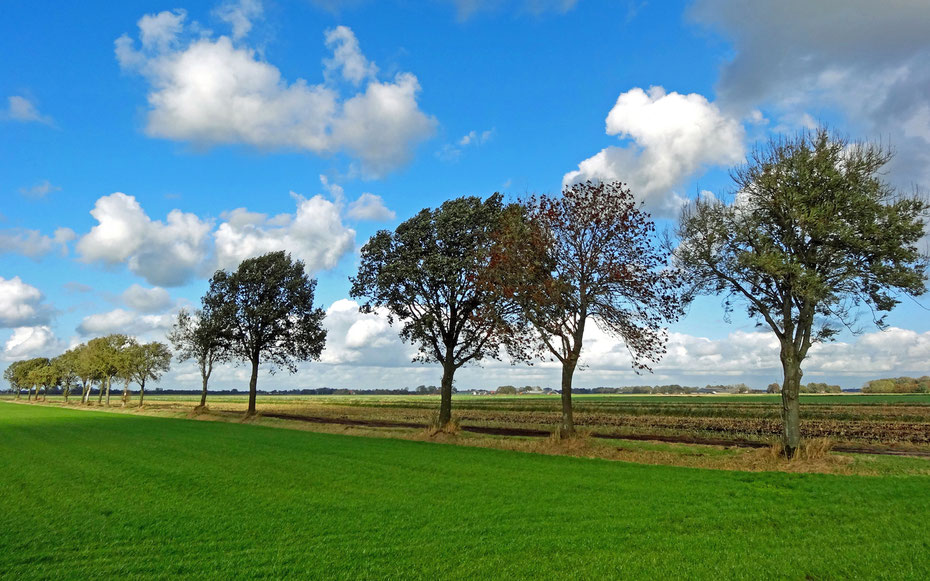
[0,277,52,328]
[76,193,213,287]
[0,227,76,258]
[564,86,745,216]
[214,0,263,41]
[77,308,175,337]
[318,299,416,366]
[346,193,396,221]
[690,0,930,185]
[324,25,377,85]
[116,12,435,177]
[2,326,64,360]
[19,179,61,199]
[122,284,173,314]
[214,192,355,272]
[1,95,54,125]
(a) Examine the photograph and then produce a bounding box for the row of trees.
[766,382,842,394]
[4,336,171,406]
[351,128,926,457]
[4,128,927,458]
[863,377,930,393]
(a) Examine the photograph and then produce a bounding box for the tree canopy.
[488,181,684,434]
[350,193,520,427]
[675,128,928,456]
[203,251,327,415]
[168,308,228,408]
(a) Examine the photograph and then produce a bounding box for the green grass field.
[2,402,929,579]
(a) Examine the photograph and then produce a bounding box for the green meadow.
[2,403,929,579]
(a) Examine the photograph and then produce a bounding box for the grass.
[2,403,930,579]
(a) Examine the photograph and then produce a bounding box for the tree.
[26,358,56,401]
[767,382,781,394]
[675,129,928,457]
[168,309,227,408]
[63,344,101,405]
[88,335,131,406]
[350,194,520,428]
[117,340,141,407]
[129,342,172,406]
[52,354,78,403]
[4,360,34,399]
[203,251,327,416]
[489,182,683,435]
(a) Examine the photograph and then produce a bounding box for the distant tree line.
[862,377,930,394]
[3,335,171,406]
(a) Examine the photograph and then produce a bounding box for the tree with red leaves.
[489,181,684,435]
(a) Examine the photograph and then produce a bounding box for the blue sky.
[2,0,929,390]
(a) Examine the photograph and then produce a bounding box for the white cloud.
[0,227,75,258]
[2,326,63,360]
[214,192,355,272]
[318,299,416,366]
[690,0,930,186]
[116,12,435,177]
[437,128,495,162]
[459,128,494,146]
[215,0,263,41]
[0,277,52,328]
[76,193,212,287]
[77,308,175,337]
[1,95,54,125]
[122,284,173,314]
[19,179,61,198]
[346,193,396,221]
[324,25,377,85]
[564,86,745,216]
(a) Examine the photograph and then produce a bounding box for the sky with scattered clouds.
[2,0,928,391]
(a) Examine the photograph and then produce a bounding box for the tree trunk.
[63,386,69,403]
[105,377,111,406]
[247,357,259,416]
[200,375,208,408]
[437,359,456,428]
[139,380,146,407]
[780,347,803,458]
[560,360,577,436]
[121,381,130,407]
[15,388,20,400]
[28,386,33,401]
[98,378,106,404]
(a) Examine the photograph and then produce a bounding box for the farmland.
[2,403,930,579]
[53,391,930,449]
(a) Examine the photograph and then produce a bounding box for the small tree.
[675,128,928,457]
[4,361,31,399]
[88,334,131,406]
[64,344,101,405]
[52,354,78,403]
[129,342,172,406]
[168,309,227,408]
[489,182,683,435]
[203,251,327,416]
[26,358,56,401]
[350,194,520,428]
[117,340,142,407]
